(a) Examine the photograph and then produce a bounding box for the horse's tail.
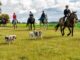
[55,17,63,31]
[55,23,60,31]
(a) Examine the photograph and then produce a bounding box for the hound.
[5,35,16,44]
[29,30,42,39]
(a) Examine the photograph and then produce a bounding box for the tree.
[0,14,10,25]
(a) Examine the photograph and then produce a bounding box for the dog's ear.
[5,37,8,40]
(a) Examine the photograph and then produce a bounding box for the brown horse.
[55,12,78,36]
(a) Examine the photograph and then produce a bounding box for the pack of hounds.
[5,30,42,44]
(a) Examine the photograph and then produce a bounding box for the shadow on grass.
[19,56,29,60]
[0,43,9,46]
[0,34,2,36]
[68,57,80,60]
[43,35,61,40]
[43,36,54,40]
[15,29,28,31]
[71,38,80,41]
[26,35,61,41]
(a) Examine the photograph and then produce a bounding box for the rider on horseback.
[63,5,71,22]
[27,11,34,24]
[12,13,17,25]
[29,11,33,17]
[39,11,46,23]
[41,11,46,19]
[27,11,35,30]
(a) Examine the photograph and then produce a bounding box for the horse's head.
[71,11,78,23]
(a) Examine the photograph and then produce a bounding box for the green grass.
[0,23,80,60]
[6,22,80,28]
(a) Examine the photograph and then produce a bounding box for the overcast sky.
[0,0,80,22]
[1,0,80,12]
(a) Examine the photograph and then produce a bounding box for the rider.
[39,11,46,22]
[41,11,46,20]
[13,13,16,20]
[27,11,35,25]
[29,11,33,17]
[27,11,35,30]
[64,5,71,22]
[12,13,17,25]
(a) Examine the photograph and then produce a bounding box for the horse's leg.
[29,24,31,30]
[44,23,46,30]
[16,24,17,28]
[60,26,63,36]
[67,27,71,36]
[0,24,1,27]
[33,24,35,30]
[71,26,74,36]
[14,25,16,29]
[14,24,16,29]
[27,24,29,30]
[44,23,47,30]
[47,23,48,29]
[28,24,30,30]
[13,24,15,29]
[40,22,41,29]
[29,24,30,30]
[45,22,48,30]
[45,23,48,30]
[62,26,66,36]
[31,24,32,30]
[42,23,44,28]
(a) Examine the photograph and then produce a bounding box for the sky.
[0,0,80,23]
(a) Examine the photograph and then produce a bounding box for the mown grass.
[0,23,80,60]
[6,22,80,28]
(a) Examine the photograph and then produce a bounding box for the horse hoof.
[67,34,70,36]
[62,34,64,36]
[67,34,69,36]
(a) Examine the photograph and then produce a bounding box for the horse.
[39,15,48,29]
[55,12,78,36]
[27,16,35,30]
[12,19,17,29]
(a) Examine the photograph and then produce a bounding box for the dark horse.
[55,12,78,36]
[27,16,35,30]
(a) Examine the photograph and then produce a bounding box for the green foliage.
[0,14,10,23]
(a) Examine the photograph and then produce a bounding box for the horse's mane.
[67,12,76,21]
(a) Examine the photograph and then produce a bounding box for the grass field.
[0,23,80,60]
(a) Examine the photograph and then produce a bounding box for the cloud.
[1,0,80,12]
[0,0,80,22]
